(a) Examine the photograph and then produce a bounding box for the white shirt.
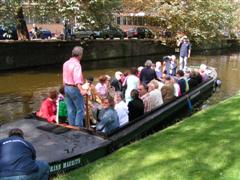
[149,89,163,110]
[124,75,139,104]
[115,100,129,127]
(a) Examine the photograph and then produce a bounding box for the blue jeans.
[0,160,49,180]
[64,85,85,127]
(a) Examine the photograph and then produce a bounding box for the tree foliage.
[123,0,239,45]
[0,0,29,40]
[0,0,122,29]
[0,0,238,43]
[29,0,122,29]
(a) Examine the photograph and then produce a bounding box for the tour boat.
[0,66,218,175]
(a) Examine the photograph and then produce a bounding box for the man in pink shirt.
[63,46,87,127]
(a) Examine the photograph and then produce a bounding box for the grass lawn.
[55,95,240,180]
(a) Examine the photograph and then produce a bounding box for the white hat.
[200,64,207,72]
[138,66,144,72]
[115,71,123,80]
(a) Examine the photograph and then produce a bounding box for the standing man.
[63,46,87,128]
[177,35,191,70]
[0,128,49,180]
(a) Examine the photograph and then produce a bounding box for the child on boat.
[36,89,57,123]
[56,86,68,124]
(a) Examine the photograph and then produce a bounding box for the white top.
[95,83,108,97]
[149,89,163,110]
[115,100,129,127]
[173,83,180,97]
[124,75,139,104]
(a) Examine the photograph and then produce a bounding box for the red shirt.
[36,98,56,123]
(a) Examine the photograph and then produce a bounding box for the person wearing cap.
[63,46,87,128]
[140,60,158,85]
[111,71,123,92]
[0,128,49,180]
[177,35,191,71]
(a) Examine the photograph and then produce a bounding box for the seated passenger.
[188,70,200,89]
[85,76,102,124]
[155,61,162,80]
[114,91,129,127]
[148,81,164,111]
[137,66,144,78]
[169,55,177,76]
[176,70,189,95]
[106,74,115,98]
[151,79,164,91]
[124,67,140,104]
[111,71,123,92]
[95,75,108,99]
[194,68,203,84]
[36,90,57,123]
[171,77,181,97]
[138,84,151,113]
[56,86,68,124]
[140,60,157,85]
[96,96,119,134]
[161,76,175,103]
[128,89,144,121]
[199,64,209,82]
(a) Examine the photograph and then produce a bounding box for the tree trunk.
[15,6,30,40]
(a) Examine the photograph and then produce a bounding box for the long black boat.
[0,66,218,175]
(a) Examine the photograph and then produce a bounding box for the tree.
[29,0,122,29]
[0,0,29,40]
[15,6,30,40]
[0,0,122,40]
[122,0,238,46]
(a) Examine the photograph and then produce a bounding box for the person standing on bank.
[63,46,87,128]
[177,35,191,71]
[0,128,49,180]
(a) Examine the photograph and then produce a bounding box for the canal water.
[0,51,239,123]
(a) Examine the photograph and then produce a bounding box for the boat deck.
[0,119,109,163]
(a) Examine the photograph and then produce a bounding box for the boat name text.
[50,158,81,172]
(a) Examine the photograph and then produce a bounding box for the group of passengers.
[36,55,209,135]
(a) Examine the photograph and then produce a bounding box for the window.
[123,17,127,25]
[117,17,121,25]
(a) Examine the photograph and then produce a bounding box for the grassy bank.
[55,95,240,180]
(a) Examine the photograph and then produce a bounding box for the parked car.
[71,27,96,40]
[29,28,52,39]
[127,27,155,39]
[95,26,126,39]
[38,29,52,39]
[0,24,18,40]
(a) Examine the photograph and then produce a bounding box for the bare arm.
[77,84,87,95]
[177,38,183,47]
[188,49,191,58]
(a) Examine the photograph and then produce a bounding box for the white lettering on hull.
[50,158,81,173]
